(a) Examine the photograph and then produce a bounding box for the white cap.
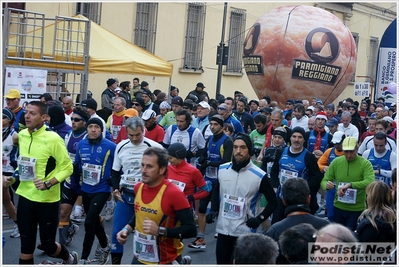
[197,101,210,110]
[331,131,345,144]
[383,116,394,124]
[142,110,156,120]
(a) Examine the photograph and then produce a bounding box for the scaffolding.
[2,6,90,102]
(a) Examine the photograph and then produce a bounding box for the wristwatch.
[44,180,52,190]
[158,227,167,237]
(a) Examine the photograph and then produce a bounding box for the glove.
[187,195,194,203]
[186,150,194,160]
[206,211,216,224]
[246,216,261,229]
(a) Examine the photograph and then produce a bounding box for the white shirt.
[65,114,72,127]
[290,116,309,132]
[163,125,205,153]
[358,135,397,155]
[338,123,359,140]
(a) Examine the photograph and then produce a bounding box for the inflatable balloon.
[243,5,357,105]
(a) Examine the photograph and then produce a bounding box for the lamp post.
[216,2,228,99]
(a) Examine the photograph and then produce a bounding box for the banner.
[374,48,397,103]
[354,82,370,98]
[4,67,47,107]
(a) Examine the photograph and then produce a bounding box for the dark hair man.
[11,101,77,264]
[116,147,197,264]
[234,233,279,264]
[206,133,278,264]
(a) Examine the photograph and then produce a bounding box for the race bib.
[111,125,122,139]
[121,169,142,190]
[280,169,298,184]
[2,155,9,167]
[18,156,37,181]
[221,194,245,220]
[133,230,159,263]
[168,179,186,192]
[82,163,102,186]
[337,182,357,204]
[206,166,218,179]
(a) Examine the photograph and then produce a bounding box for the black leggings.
[17,196,60,255]
[81,191,110,259]
[216,233,238,264]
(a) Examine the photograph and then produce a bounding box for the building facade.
[3,2,397,107]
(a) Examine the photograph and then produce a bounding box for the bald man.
[63,96,74,117]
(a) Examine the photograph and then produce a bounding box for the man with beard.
[206,133,277,264]
[290,103,309,131]
[270,127,323,224]
[188,114,233,251]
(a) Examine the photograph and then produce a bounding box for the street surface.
[2,194,217,265]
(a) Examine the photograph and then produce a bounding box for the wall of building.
[21,2,397,108]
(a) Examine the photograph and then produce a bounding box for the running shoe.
[10,223,20,238]
[187,237,206,249]
[65,224,80,246]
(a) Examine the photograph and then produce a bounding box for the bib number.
[206,166,218,179]
[133,230,159,263]
[221,194,245,219]
[337,182,357,204]
[121,169,141,190]
[168,179,186,192]
[82,163,102,186]
[18,156,37,181]
[280,169,298,184]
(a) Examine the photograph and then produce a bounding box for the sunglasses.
[71,118,83,122]
[133,103,140,106]
[218,107,227,111]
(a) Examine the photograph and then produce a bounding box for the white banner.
[4,67,47,107]
[375,48,397,104]
[354,82,370,98]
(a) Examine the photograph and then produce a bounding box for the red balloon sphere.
[243,5,357,105]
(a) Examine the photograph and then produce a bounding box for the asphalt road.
[2,194,218,265]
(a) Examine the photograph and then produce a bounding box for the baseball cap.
[141,110,156,120]
[383,116,394,124]
[218,103,229,110]
[81,98,98,111]
[124,108,138,118]
[4,89,21,99]
[342,137,357,151]
[196,82,205,88]
[391,102,396,107]
[171,96,183,106]
[197,101,210,110]
[326,118,339,127]
[331,131,345,144]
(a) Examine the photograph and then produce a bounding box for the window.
[76,3,102,24]
[367,37,379,82]
[226,9,246,73]
[183,3,206,70]
[350,33,359,82]
[134,3,158,54]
